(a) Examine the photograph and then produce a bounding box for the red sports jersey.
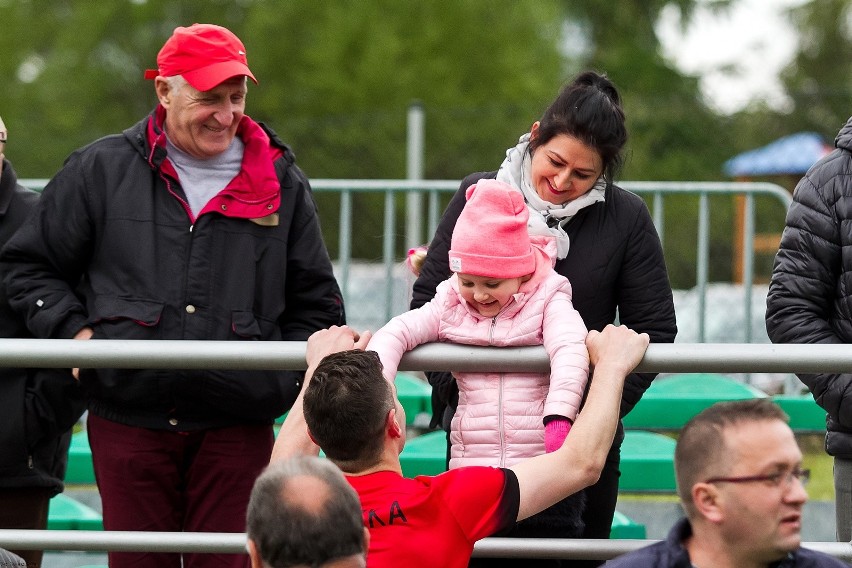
[347,467,520,567]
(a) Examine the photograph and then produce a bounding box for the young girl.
[367,179,589,473]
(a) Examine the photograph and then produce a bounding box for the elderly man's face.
[160,76,246,159]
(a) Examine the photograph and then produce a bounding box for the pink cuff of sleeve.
[544,418,571,453]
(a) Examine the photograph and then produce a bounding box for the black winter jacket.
[0,109,344,431]
[0,160,85,493]
[605,517,848,567]
[412,171,677,427]
[766,116,852,457]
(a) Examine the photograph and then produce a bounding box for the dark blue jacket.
[0,160,85,493]
[606,518,850,567]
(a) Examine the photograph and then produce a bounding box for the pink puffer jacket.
[367,242,588,468]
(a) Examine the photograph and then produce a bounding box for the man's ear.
[386,408,403,439]
[155,77,172,107]
[692,482,724,524]
[307,427,319,446]
[246,539,262,568]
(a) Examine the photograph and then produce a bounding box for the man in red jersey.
[271,324,648,567]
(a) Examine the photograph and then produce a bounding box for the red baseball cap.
[143,23,257,91]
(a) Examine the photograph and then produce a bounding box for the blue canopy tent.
[723,131,832,177]
[724,132,832,283]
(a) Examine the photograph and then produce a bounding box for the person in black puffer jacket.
[411,71,677,568]
[766,115,852,543]
[0,117,86,568]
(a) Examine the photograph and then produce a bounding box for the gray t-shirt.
[166,136,244,218]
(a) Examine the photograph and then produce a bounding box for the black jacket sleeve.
[277,161,345,339]
[614,197,678,417]
[1,153,94,340]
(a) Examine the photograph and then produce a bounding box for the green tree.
[780,0,852,133]
[244,0,570,258]
[244,0,567,181]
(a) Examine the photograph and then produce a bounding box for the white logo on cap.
[238,50,246,55]
[450,257,462,272]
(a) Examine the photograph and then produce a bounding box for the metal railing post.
[406,101,425,251]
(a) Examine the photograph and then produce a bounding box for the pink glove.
[544,418,572,453]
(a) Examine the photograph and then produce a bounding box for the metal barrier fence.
[0,339,848,561]
[4,338,852,373]
[20,178,793,341]
[1,530,851,561]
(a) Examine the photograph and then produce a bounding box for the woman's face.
[528,122,604,205]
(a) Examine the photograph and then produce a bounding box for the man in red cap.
[0,23,345,568]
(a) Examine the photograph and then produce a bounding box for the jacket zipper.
[490,315,507,467]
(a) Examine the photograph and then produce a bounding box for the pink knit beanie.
[448,179,535,278]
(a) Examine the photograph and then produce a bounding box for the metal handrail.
[1,530,850,561]
[1,338,852,374]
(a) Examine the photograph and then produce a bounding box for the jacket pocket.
[231,310,282,341]
[90,296,164,340]
[231,310,262,339]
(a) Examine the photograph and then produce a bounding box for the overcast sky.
[656,0,806,115]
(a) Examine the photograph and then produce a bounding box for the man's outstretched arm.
[510,324,649,521]
[270,326,371,463]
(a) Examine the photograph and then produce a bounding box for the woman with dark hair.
[411,71,677,567]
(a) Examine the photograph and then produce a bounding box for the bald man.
[246,456,368,568]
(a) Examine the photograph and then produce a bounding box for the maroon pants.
[0,486,51,568]
[87,414,273,568]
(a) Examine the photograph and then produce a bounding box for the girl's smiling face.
[457,273,523,317]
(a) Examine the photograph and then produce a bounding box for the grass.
[800,434,834,501]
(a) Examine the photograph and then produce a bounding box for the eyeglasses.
[705,467,810,488]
